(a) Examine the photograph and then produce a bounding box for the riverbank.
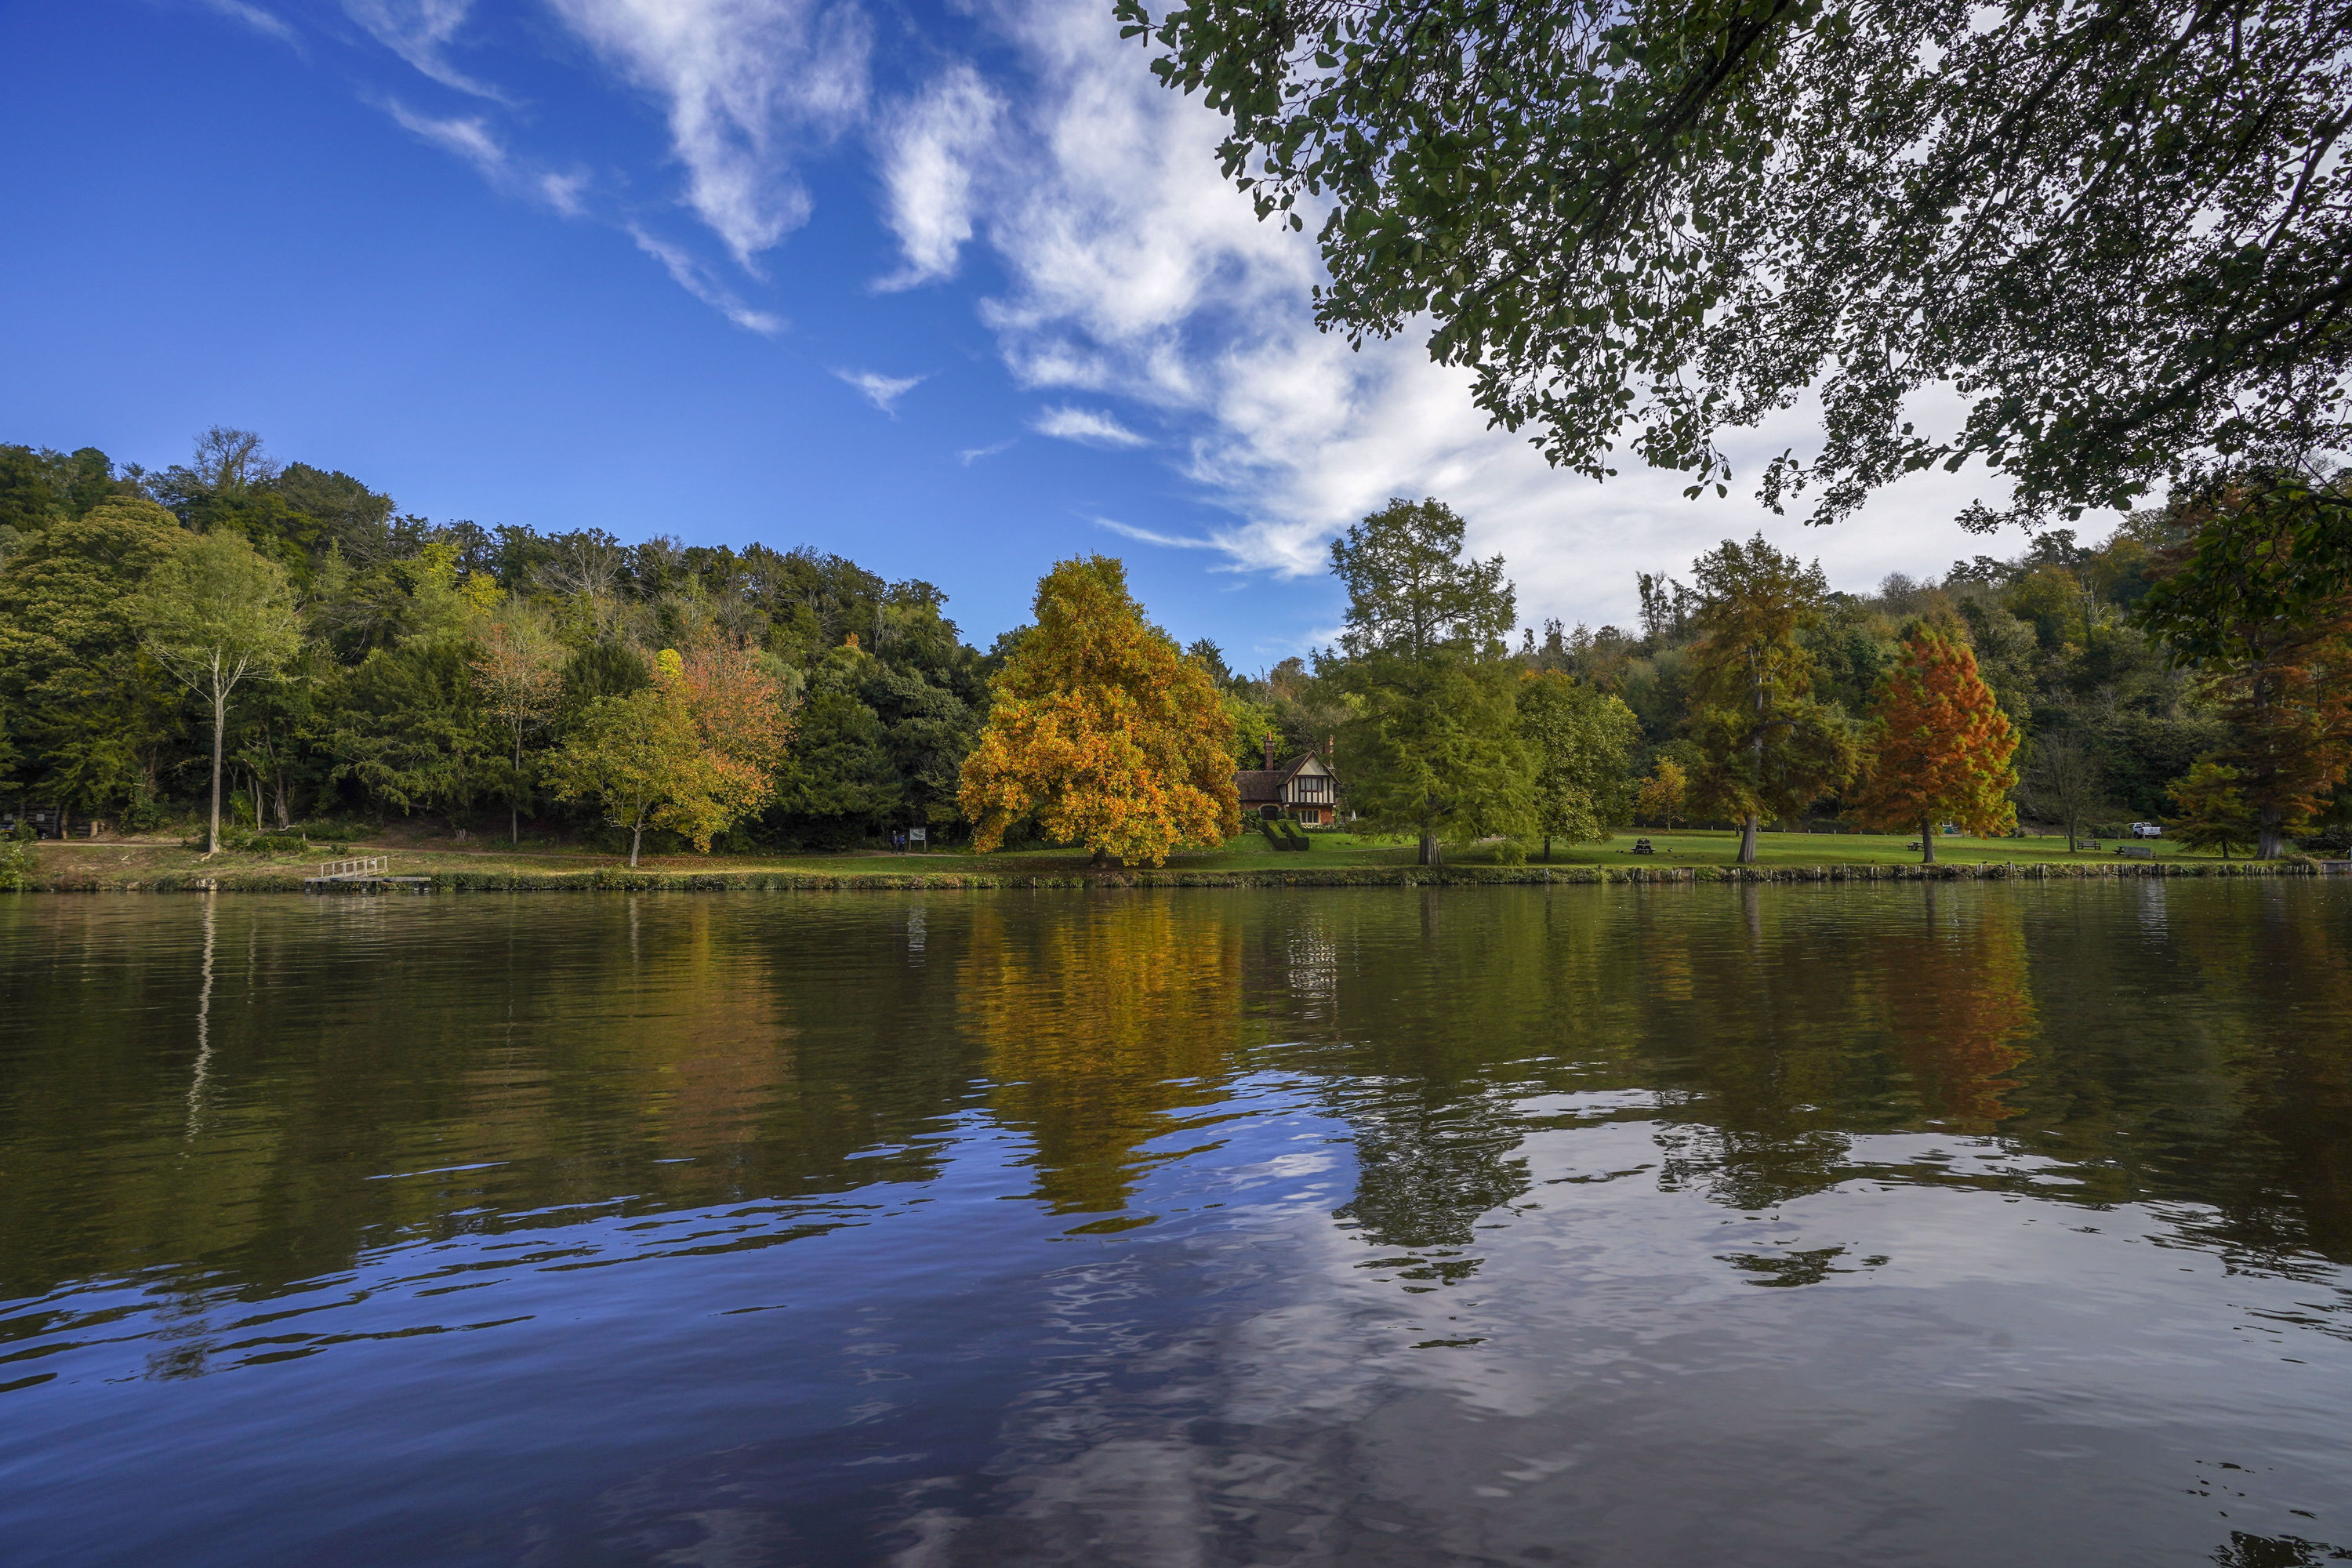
[9,833,2339,891]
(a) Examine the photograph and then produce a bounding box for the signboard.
[908,828,927,844]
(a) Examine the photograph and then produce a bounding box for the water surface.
[3,883,2349,1566]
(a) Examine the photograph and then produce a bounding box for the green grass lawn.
[1002,826,2201,873]
[38,823,2229,887]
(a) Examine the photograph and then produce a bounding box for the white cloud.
[344,0,505,100]
[874,64,1004,291]
[383,100,590,216]
[386,100,503,176]
[203,0,297,44]
[959,439,1016,465]
[932,0,2061,633]
[836,368,924,414]
[628,226,786,334]
[539,170,591,216]
[548,0,871,270]
[1094,517,1217,550]
[1034,405,1149,448]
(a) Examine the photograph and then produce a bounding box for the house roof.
[1236,753,1332,802]
[1235,768,1287,800]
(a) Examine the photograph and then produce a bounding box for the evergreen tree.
[1320,499,1531,866]
[2166,760,2257,859]
[1685,537,1859,863]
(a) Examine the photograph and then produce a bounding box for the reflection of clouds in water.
[887,1109,2352,1566]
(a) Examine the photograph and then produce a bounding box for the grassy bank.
[11,828,2339,892]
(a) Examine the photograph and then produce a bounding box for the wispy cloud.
[875,64,1002,291]
[538,170,591,216]
[387,100,502,176]
[959,439,1016,465]
[202,0,298,44]
[927,0,2029,626]
[1033,405,1147,448]
[344,0,506,100]
[1094,517,1218,550]
[836,368,924,414]
[629,226,786,334]
[547,0,870,271]
[383,100,590,216]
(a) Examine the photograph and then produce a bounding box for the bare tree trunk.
[630,820,643,868]
[1544,834,1552,862]
[2257,807,2285,860]
[1737,813,1759,864]
[512,727,524,846]
[207,683,226,858]
[1920,815,1935,865]
[1418,833,1441,867]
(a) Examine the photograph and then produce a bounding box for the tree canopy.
[958,557,1240,866]
[1518,670,1640,858]
[131,529,300,853]
[1122,0,2352,535]
[1322,499,1531,864]
[1683,535,1858,862]
[1849,623,2021,862]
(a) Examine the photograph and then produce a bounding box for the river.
[2,883,2347,1566]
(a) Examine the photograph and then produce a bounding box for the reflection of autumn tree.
[1876,887,2038,1127]
[964,898,1246,1218]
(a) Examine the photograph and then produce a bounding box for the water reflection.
[1881,884,2036,1126]
[0,884,2348,1566]
[964,897,1248,1220]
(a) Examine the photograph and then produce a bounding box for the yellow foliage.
[959,557,1241,866]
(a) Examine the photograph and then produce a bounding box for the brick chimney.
[1263,732,1277,771]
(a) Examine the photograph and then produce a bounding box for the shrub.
[0,840,38,891]
[1490,838,1528,865]
[2300,824,2352,856]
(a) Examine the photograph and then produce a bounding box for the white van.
[2129,822,2163,838]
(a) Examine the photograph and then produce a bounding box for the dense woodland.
[1,428,2346,861]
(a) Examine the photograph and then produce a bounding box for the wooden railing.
[310,856,388,880]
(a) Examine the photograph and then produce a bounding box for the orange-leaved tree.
[1849,622,2020,863]
[548,641,797,866]
[959,556,1240,866]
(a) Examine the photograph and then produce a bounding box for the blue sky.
[1,0,2030,662]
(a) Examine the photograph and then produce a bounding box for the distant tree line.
[0,429,984,856]
[4,430,2345,865]
[1167,491,2346,866]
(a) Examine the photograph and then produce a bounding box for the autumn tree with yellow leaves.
[1849,623,2020,864]
[547,641,797,866]
[959,556,1240,866]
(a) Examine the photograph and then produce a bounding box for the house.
[1235,735,1341,826]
